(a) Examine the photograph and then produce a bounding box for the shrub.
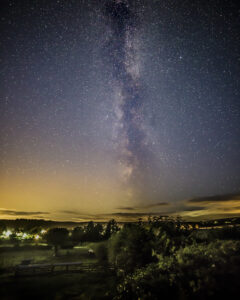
[108,224,155,273]
[94,241,108,265]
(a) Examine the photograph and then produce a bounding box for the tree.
[71,226,85,245]
[84,221,103,242]
[115,240,240,300]
[94,241,108,266]
[94,223,104,241]
[108,223,154,273]
[10,233,20,247]
[148,216,191,256]
[0,221,6,233]
[104,219,119,239]
[46,228,69,256]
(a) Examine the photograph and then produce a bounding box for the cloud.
[219,206,240,212]
[71,215,106,221]
[187,193,240,204]
[70,211,171,222]
[109,212,169,219]
[112,204,206,220]
[116,202,170,211]
[141,202,170,209]
[59,210,109,221]
[60,210,83,215]
[116,207,136,211]
[180,206,207,212]
[180,193,240,220]
[0,209,49,216]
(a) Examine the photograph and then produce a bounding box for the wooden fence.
[15,262,112,276]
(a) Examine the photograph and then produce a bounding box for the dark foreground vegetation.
[1,217,240,299]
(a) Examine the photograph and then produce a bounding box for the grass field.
[0,244,117,299]
[0,245,97,271]
[0,270,117,299]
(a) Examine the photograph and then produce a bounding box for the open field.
[0,243,117,299]
[0,244,97,271]
[0,270,117,300]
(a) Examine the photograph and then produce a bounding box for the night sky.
[1,0,240,221]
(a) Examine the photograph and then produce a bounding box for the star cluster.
[0,0,239,220]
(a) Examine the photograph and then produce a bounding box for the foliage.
[84,221,103,242]
[104,219,119,239]
[212,226,240,240]
[71,226,85,245]
[115,240,240,299]
[93,241,109,265]
[188,229,215,243]
[46,227,69,256]
[108,223,155,273]
[9,233,20,248]
[114,263,175,300]
[71,222,105,244]
[148,216,192,256]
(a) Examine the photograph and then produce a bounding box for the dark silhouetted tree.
[104,219,119,239]
[46,228,69,256]
[94,241,108,266]
[10,233,20,247]
[71,226,85,245]
[84,221,103,242]
[108,223,154,273]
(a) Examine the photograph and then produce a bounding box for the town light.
[22,233,27,239]
[3,230,12,238]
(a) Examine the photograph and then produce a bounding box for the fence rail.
[15,262,113,276]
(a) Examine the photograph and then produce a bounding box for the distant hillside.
[1,217,240,232]
[0,219,93,231]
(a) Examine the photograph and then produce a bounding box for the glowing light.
[41,229,46,234]
[3,230,12,238]
[35,234,40,240]
[22,233,28,239]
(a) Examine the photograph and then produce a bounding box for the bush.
[115,240,240,299]
[46,227,69,256]
[108,224,155,273]
[94,241,108,265]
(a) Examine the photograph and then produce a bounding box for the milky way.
[103,0,151,195]
[0,0,240,221]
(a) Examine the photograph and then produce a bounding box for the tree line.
[93,217,240,299]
